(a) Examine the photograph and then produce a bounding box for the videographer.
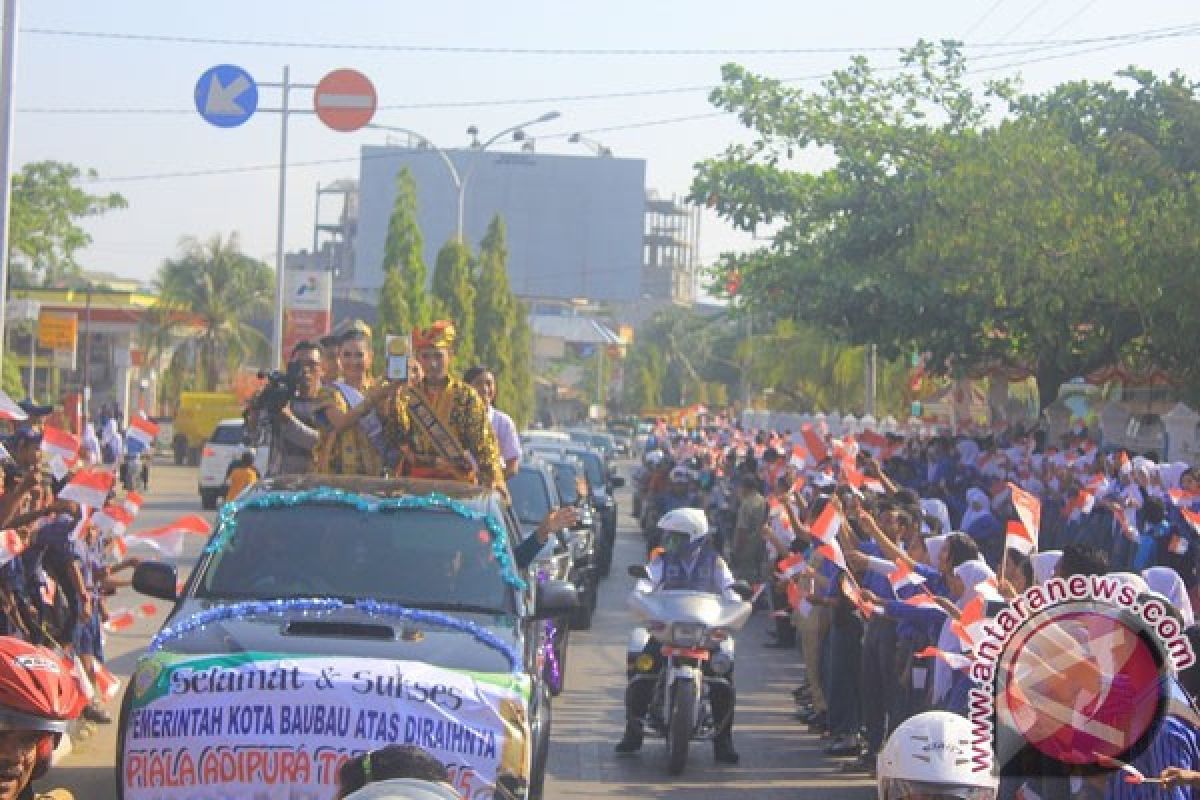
[249,340,327,477]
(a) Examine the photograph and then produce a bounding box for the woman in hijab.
[1030,550,1062,586]
[1144,566,1196,627]
[959,487,1003,569]
[101,417,123,466]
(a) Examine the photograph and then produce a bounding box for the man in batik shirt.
[383,321,505,491]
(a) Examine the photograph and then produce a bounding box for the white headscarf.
[921,498,952,537]
[1143,566,1195,627]
[959,488,991,532]
[1030,550,1062,585]
[924,534,950,570]
[953,559,997,605]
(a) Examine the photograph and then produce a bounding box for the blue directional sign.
[194,65,258,128]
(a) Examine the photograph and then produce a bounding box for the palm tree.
[155,234,273,390]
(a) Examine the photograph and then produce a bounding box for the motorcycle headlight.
[671,622,706,648]
[710,651,734,675]
[569,531,593,559]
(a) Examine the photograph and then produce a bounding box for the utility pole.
[0,0,20,375]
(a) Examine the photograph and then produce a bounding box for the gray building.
[348,146,647,303]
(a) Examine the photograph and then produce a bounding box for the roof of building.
[528,314,621,345]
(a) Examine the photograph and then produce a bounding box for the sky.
[10,0,1200,286]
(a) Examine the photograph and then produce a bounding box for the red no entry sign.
[313,69,377,132]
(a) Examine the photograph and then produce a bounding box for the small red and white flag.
[92,505,134,536]
[58,469,115,509]
[903,593,946,613]
[121,492,144,516]
[915,646,973,672]
[809,502,843,546]
[1008,482,1042,539]
[1181,508,1200,536]
[126,416,160,448]
[39,429,81,479]
[1170,488,1200,509]
[776,553,807,579]
[125,515,212,557]
[1005,519,1038,556]
[93,664,121,703]
[789,445,810,470]
[1063,489,1095,522]
[888,560,927,593]
[1169,534,1189,556]
[0,390,27,421]
[0,529,27,567]
[817,541,847,571]
[801,424,828,463]
[103,602,158,632]
[951,595,987,648]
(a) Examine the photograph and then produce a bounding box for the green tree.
[473,217,520,411]
[2,357,25,400]
[376,169,429,352]
[430,239,475,370]
[156,233,273,390]
[9,161,127,287]
[508,300,535,428]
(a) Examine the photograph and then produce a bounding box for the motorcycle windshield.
[627,590,751,632]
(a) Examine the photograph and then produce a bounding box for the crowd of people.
[633,415,1200,798]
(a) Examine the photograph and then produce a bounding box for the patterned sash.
[404,387,479,479]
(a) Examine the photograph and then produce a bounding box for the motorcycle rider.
[616,508,742,764]
[645,467,698,552]
[875,711,997,799]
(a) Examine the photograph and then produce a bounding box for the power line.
[16,23,1199,56]
[996,0,1054,43]
[81,28,1200,185]
[19,24,1200,118]
[963,0,1010,39]
[1042,0,1101,38]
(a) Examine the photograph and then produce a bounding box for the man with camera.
[251,340,327,477]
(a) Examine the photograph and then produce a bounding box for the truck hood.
[148,599,521,676]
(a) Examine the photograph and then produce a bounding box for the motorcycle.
[625,568,752,775]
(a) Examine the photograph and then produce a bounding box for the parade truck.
[171,391,245,466]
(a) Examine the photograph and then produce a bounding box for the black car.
[119,475,576,800]
[564,446,624,575]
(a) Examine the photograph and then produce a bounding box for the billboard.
[352,147,646,303]
[282,270,332,361]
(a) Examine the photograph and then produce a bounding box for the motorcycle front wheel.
[666,678,697,776]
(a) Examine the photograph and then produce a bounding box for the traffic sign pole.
[272,65,290,370]
[0,0,19,379]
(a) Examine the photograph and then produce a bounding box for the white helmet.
[657,508,709,543]
[877,711,996,800]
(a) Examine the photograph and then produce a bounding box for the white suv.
[197,419,268,509]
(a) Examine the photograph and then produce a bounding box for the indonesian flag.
[1170,488,1200,509]
[976,576,1007,604]
[0,529,27,567]
[817,541,847,571]
[841,580,878,618]
[1114,506,1139,543]
[126,416,160,448]
[1063,489,1095,522]
[57,469,115,510]
[125,515,212,557]
[888,560,927,593]
[40,426,80,468]
[92,505,134,536]
[791,476,807,495]
[809,502,843,546]
[915,646,973,673]
[1005,519,1038,556]
[122,492,144,516]
[777,553,807,579]
[0,390,27,421]
[841,464,866,491]
[801,424,828,463]
[903,593,945,613]
[1086,474,1109,494]
[1169,534,1189,556]
[93,664,121,703]
[1008,482,1042,539]
[789,445,810,470]
[857,430,890,460]
[951,595,987,648]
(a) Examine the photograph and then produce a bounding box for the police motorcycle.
[621,509,753,775]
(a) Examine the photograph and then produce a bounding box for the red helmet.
[0,637,85,734]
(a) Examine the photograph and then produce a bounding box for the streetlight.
[369,110,561,242]
[568,133,613,157]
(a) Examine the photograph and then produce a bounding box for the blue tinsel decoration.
[205,486,526,590]
[147,596,521,674]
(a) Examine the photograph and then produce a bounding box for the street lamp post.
[368,111,560,243]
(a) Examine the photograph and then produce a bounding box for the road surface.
[52,462,875,799]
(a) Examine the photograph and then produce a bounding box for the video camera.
[251,362,304,414]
